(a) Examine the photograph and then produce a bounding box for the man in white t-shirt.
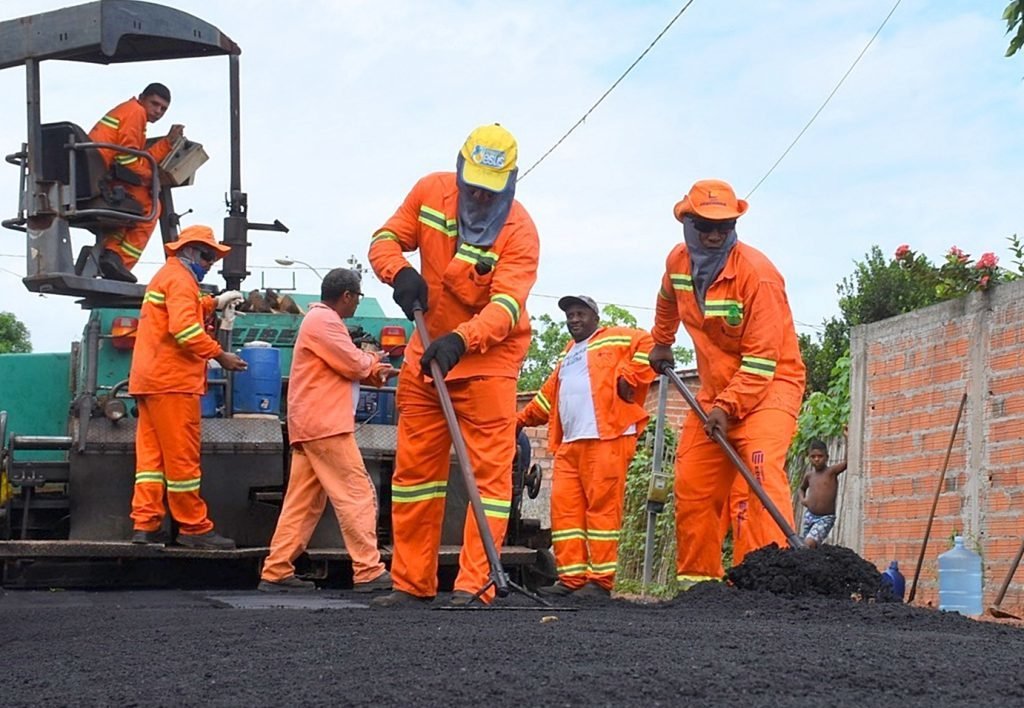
[518,295,655,598]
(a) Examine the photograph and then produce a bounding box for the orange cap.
[164,225,231,259]
[673,179,749,222]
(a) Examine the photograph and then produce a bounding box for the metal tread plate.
[82,417,283,454]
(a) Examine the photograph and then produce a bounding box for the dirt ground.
[4,578,1023,707]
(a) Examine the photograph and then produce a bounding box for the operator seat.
[39,121,145,229]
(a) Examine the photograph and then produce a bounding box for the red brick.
[989,417,1024,443]
[991,349,1024,373]
[990,327,1024,352]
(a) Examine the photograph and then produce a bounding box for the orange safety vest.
[129,258,221,395]
[88,97,173,185]
[652,242,805,419]
[519,326,656,451]
[369,172,539,380]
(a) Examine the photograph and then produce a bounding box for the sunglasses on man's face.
[197,249,217,263]
[690,217,736,234]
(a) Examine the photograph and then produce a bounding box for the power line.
[745,0,902,199]
[517,0,696,183]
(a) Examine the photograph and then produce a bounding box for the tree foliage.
[0,312,31,354]
[800,237,1024,396]
[614,423,678,597]
[793,236,1024,468]
[1006,0,1024,57]
[517,304,693,391]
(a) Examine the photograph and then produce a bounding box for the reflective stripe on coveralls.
[549,436,637,590]
[389,370,517,601]
[517,326,654,591]
[370,170,539,602]
[88,97,174,269]
[653,241,805,581]
[130,393,213,535]
[128,253,222,535]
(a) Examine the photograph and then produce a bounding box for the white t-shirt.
[558,336,599,442]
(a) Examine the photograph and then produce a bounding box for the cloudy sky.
[1,0,1021,353]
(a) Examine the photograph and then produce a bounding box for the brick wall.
[517,370,700,528]
[842,279,1024,613]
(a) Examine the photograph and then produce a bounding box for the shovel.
[413,307,550,608]
[658,365,804,549]
[988,535,1024,619]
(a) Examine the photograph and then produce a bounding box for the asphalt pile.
[725,543,885,600]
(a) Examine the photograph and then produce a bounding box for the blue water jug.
[200,360,225,418]
[232,342,282,415]
[938,536,983,615]
[880,560,906,602]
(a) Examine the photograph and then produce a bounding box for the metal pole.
[412,309,510,598]
[642,375,669,592]
[908,391,968,603]
[76,317,101,453]
[661,366,804,548]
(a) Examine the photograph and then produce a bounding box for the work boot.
[572,582,612,600]
[352,570,392,593]
[537,581,576,597]
[368,590,434,608]
[448,590,483,607]
[257,576,317,593]
[176,530,236,550]
[98,249,137,283]
[131,529,168,546]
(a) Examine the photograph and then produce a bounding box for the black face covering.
[682,216,738,312]
[455,153,516,248]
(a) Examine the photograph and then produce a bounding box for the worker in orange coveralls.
[88,82,184,282]
[258,267,398,593]
[368,124,539,608]
[648,179,806,588]
[128,225,246,549]
[517,294,654,600]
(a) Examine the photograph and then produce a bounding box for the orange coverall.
[261,303,389,585]
[652,241,805,583]
[89,97,173,269]
[128,257,220,534]
[518,326,655,590]
[369,171,539,600]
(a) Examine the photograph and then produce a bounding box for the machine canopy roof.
[0,0,239,71]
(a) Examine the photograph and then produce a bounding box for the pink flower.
[894,244,911,259]
[979,274,991,289]
[975,252,998,269]
[948,246,969,263]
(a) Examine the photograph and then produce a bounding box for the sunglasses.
[197,248,217,263]
[690,217,736,234]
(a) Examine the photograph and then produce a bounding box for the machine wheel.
[524,463,543,499]
[522,547,557,591]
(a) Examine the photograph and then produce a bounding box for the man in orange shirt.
[88,83,184,282]
[648,179,806,588]
[518,295,654,599]
[368,124,539,607]
[258,268,397,593]
[129,225,246,549]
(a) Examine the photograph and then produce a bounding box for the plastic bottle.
[938,536,983,615]
[879,560,906,602]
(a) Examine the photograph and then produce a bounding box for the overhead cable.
[517,0,696,182]
[745,0,902,199]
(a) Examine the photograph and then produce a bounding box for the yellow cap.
[459,124,518,192]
